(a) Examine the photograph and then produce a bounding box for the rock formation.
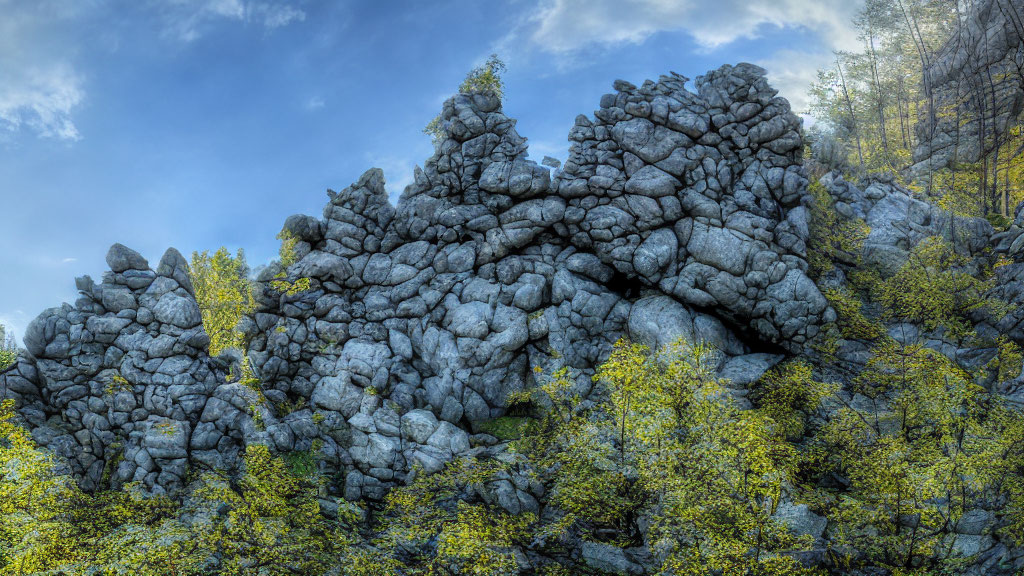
[912,0,1024,174]
[1,63,833,499]
[2,246,223,493]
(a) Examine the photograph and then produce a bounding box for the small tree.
[879,236,1007,338]
[424,54,506,143]
[0,325,15,370]
[188,247,256,356]
[820,341,1015,571]
[268,229,312,296]
[375,457,534,575]
[595,340,817,576]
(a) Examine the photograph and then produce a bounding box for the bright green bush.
[879,236,1007,338]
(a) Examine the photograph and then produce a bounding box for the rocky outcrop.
[819,171,994,277]
[2,245,223,494]
[559,64,832,349]
[990,204,1024,344]
[1,63,831,498]
[912,0,1024,174]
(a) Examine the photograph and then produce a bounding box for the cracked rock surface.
[1,63,833,497]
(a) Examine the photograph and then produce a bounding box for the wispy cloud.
[754,49,836,115]
[367,154,420,204]
[0,1,85,142]
[0,64,84,142]
[156,0,306,42]
[305,95,326,110]
[521,0,862,54]
[503,0,863,107]
[0,1,308,142]
[254,2,305,29]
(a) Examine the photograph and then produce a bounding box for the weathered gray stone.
[580,541,645,575]
[773,502,827,540]
[106,243,149,273]
[153,293,202,329]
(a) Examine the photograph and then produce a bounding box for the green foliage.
[0,324,15,371]
[512,365,638,539]
[478,415,532,441]
[187,444,354,576]
[189,247,256,356]
[878,236,1007,338]
[595,340,818,576]
[807,0,1024,217]
[375,457,535,575]
[986,335,1024,383]
[460,54,506,98]
[807,180,870,278]
[424,54,506,143]
[823,286,884,341]
[754,361,837,440]
[0,399,178,575]
[819,341,1018,571]
[1,400,352,576]
[0,350,15,372]
[283,449,317,478]
[269,229,312,296]
[104,372,134,396]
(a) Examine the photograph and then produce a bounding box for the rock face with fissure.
[1,63,831,498]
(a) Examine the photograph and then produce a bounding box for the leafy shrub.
[424,54,506,143]
[754,361,837,439]
[188,247,255,356]
[807,180,870,277]
[823,287,884,341]
[879,236,1008,338]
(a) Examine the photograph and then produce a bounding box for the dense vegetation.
[2,3,1024,574]
[3,302,1024,574]
[808,0,1024,219]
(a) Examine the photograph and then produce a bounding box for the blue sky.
[0,0,864,341]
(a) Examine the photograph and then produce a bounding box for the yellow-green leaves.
[0,400,178,575]
[592,340,815,576]
[755,361,836,440]
[821,341,1002,570]
[269,229,312,296]
[0,324,15,371]
[807,180,871,278]
[424,54,506,143]
[0,405,350,576]
[189,247,255,356]
[377,457,532,575]
[879,236,1006,338]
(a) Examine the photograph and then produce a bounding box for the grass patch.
[284,450,317,478]
[478,416,533,441]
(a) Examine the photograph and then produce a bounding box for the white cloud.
[253,2,305,29]
[0,64,84,141]
[526,0,862,53]
[0,1,85,142]
[516,0,864,108]
[368,155,420,204]
[305,95,326,110]
[0,1,306,143]
[157,0,305,42]
[755,49,835,114]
